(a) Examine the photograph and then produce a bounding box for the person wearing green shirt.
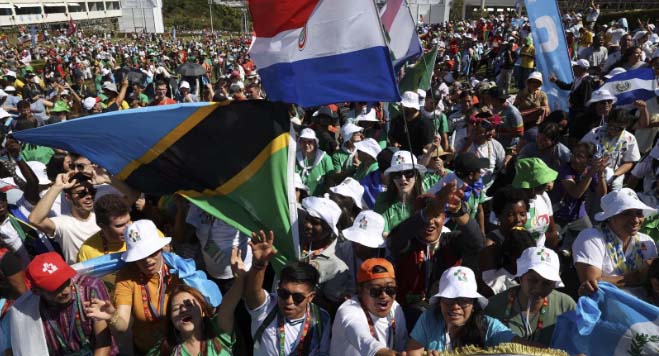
[418,145,452,192]
[485,247,576,347]
[296,128,335,196]
[148,248,246,356]
[355,108,387,148]
[375,150,425,233]
[332,123,363,174]
[352,138,381,181]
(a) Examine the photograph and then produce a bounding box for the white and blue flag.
[600,67,659,107]
[525,0,573,112]
[551,282,659,355]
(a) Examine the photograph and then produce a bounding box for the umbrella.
[121,68,147,86]
[176,62,205,77]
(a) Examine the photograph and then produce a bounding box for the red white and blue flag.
[248,0,401,107]
[380,0,422,70]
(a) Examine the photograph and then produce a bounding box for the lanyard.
[360,302,395,348]
[503,289,548,339]
[277,307,312,356]
[140,264,169,322]
[101,234,109,255]
[44,284,89,353]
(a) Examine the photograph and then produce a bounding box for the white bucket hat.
[595,188,657,221]
[400,91,420,111]
[429,266,488,308]
[527,71,543,84]
[298,128,319,144]
[571,59,590,69]
[355,108,378,123]
[122,220,172,262]
[604,67,626,79]
[515,247,564,287]
[340,123,363,145]
[294,173,309,192]
[586,89,617,106]
[354,138,382,160]
[384,150,427,176]
[329,177,364,209]
[342,210,385,248]
[302,197,341,236]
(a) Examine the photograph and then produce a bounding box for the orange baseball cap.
[357,258,395,283]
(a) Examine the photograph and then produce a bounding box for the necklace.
[277,306,312,356]
[140,264,169,322]
[503,288,548,339]
[360,301,396,348]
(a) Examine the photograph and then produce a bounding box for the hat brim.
[515,265,564,288]
[595,203,657,222]
[305,207,339,236]
[342,227,385,248]
[428,290,488,309]
[384,164,427,176]
[587,96,618,106]
[122,237,172,262]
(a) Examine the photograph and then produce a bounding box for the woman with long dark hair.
[406,267,515,354]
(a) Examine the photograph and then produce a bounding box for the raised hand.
[248,230,277,264]
[83,298,116,321]
[90,166,111,185]
[54,172,78,190]
[230,247,247,280]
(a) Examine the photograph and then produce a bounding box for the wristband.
[252,262,268,270]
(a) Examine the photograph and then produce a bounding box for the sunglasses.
[391,170,415,180]
[440,297,474,308]
[277,288,309,305]
[70,188,96,199]
[368,286,397,298]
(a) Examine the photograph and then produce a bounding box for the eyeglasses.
[440,297,474,308]
[391,170,416,180]
[277,288,309,305]
[70,188,96,199]
[69,163,89,171]
[368,286,397,298]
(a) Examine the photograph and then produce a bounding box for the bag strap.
[253,304,279,345]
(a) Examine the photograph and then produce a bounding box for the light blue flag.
[72,252,126,279]
[524,0,573,112]
[551,282,659,355]
[173,27,176,40]
[600,67,659,107]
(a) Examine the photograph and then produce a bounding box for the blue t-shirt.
[410,308,514,351]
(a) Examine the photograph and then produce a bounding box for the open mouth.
[181,316,193,323]
[447,312,463,320]
[376,300,389,311]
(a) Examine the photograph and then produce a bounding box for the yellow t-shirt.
[520,45,535,69]
[77,231,126,262]
[579,31,594,47]
[114,263,179,354]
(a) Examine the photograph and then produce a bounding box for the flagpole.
[209,0,214,33]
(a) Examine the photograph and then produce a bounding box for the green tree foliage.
[162,0,245,32]
[449,0,465,20]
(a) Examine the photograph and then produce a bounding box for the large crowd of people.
[0,1,658,355]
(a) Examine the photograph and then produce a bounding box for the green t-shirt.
[331,150,352,174]
[353,162,379,181]
[484,287,576,346]
[431,113,449,134]
[295,152,335,196]
[375,199,412,233]
[21,144,54,165]
[146,315,234,356]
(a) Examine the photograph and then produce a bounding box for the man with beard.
[29,173,101,264]
[8,252,115,355]
[330,258,408,355]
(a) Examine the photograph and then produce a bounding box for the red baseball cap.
[25,252,76,292]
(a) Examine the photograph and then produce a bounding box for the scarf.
[603,225,645,275]
[462,178,484,202]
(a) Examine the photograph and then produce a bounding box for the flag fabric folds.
[551,282,659,355]
[525,0,573,112]
[248,0,401,107]
[398,46,438,94]
[380,0,423,71]
[13,101,298,271]
[599,67,659,107]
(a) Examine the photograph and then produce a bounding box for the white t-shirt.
[329,297,407,356]
[50,213,100,264]
[581,127,641,188]
[631,154,659,194]
[186,205,252,279]
[248,291,330,356]
[573,227,657,277]
[463,139,505,187]
[0,217,30,267]
[482,268,518,295]
[525,192,553,248]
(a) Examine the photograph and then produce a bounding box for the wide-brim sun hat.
[595,188,657,221]
[329,177,364,209]
[526,71,544,84]
[604,67,626,79]
[429,266,488,308]
[340,123,363,145]
[400,91,420,111]
[384,150,427,176]
[355,108,379,123]
[342,210,385,248]
[122,220,172,262]
[298,128,319,144]
[302,196,341,236]
[515,247,564,287]
[354,138,382,161]
[512,157,558,189]
[586,89,617,106]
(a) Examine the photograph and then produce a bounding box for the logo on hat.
[358,216,368,230]
[128,228,141,243]
[536,249,551,262]
[395,154,406,165]
[615,81,630,93]
[42,263,58,274]
[453,269,468,282]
